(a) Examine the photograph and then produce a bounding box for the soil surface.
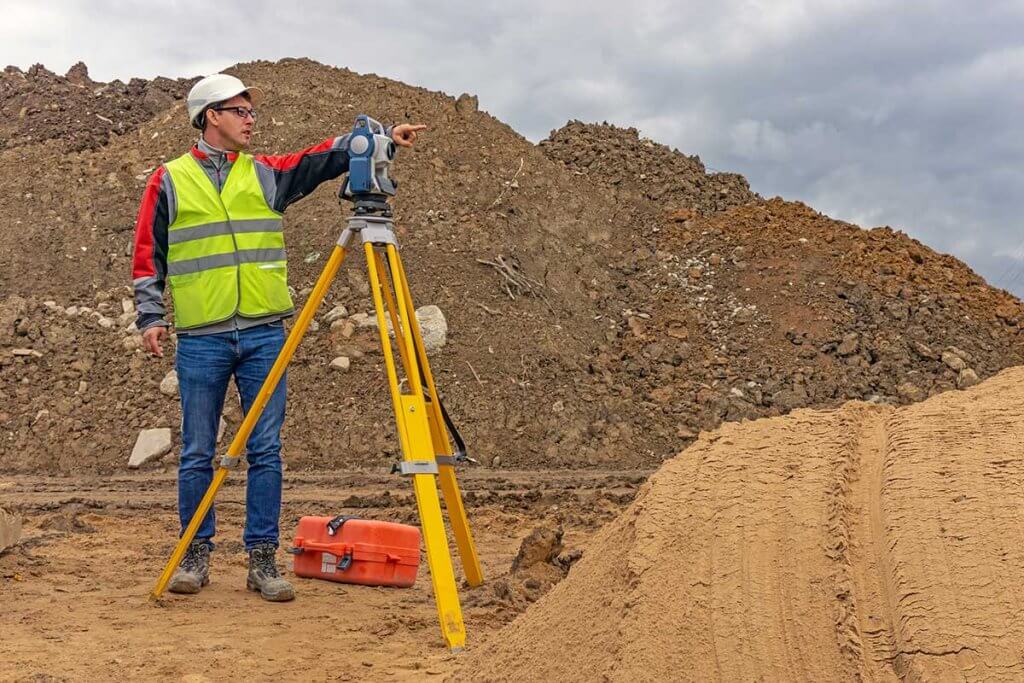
[0,469,638,681]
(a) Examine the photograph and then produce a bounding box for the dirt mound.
[542,121,757,215]
[0,58,628,474]
[462,365,1024,681]
[2,58,1024,476]
[0,62,192,152]
[579,198,1024,458]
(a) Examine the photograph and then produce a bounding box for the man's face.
[206,94,254,150]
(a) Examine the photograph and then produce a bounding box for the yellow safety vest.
[163,152,293,330]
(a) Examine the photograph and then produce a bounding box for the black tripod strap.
[424,385,467,463]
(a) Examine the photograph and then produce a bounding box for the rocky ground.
[1,59,1023,476]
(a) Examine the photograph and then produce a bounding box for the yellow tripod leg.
[150,245,349,600]
[388,247,483,587]
[366,243,466,650]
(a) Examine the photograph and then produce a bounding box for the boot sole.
[168,576,210,595]
[246,577,295,602]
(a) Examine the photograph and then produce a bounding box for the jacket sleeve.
[252,135,353,213]
[132,167,171,330]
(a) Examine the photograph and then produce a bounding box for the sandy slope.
[463,367,1024,681]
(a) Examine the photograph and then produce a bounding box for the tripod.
[150,197,483,651]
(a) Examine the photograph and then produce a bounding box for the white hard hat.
[186,73,263,129]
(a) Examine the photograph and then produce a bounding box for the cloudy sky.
[5,1,1024,294]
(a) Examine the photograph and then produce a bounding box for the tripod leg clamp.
[219,454,242,469]
[394,460,439,476]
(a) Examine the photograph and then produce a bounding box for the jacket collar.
[192,136,239,163]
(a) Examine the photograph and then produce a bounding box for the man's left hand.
[391,123,427,148]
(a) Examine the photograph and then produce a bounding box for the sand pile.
[462,365,1024,681]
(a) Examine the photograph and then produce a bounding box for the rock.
[217,417,227,444]
[676,426,696,439]
[65,306,79,316]
[97,316,115,329]
[687,265,704,280]
[511,527,564,573]
[897,382,924,402]
[957,368,980,389]
[945,345,973,363]
[941,351,966,372]
[323,305,349,324]
[455,93,479,114]
[308,320,320,332]
[0,508,22,553]
[11,348,42,357]
[552,400,565,413]
[128,428,172,468]
[350,312,374,328]
[159,370,178,396]
[330,356,351,371]
[122,335,143,351]
[331,319,356,337]
[121,298,135,314]
[837,333,859,356]
[491,456,502,467]
[416,305,448,351]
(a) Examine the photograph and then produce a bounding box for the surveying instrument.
[150,115,483,651]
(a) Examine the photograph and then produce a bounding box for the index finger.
[407,124,428,132]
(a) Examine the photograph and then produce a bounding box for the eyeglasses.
[212,106,257,121]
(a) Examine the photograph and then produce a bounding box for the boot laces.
[252,545,281,578]
[181,543,208,573]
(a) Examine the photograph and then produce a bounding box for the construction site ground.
[4,58,1024,681]
[0,469,637,681]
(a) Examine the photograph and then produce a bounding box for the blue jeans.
[175,323,287,551]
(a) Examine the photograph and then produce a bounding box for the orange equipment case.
[288,515,421,588]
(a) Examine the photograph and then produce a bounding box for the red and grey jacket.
[132,134,357,334]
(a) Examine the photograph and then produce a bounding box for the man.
[132,73,425,601]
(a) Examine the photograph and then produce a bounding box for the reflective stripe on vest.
[163,152,293,330]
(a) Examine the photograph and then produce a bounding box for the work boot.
[246,543,295,602]
[167,541,211,594]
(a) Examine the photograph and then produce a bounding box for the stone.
[491,456,502,467]
[941,351,966,372]
[308,320,320,332]
[0,508,21,553]
[687,265,704,280]
[122,335,143,351]
[323,305,349,324]
[330,356,351,371]
[128,428,172,468]
[217,417,227,444]
[897,382,924,402]
[945,345,973,363]
[836,333,859,356]
[121,298,135,315]
[331,319,356,337]
[97,316,115,329]
[552,400,565,413]
[957,368,980,389]
[159,370,179,396]
[416,305,448,352]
